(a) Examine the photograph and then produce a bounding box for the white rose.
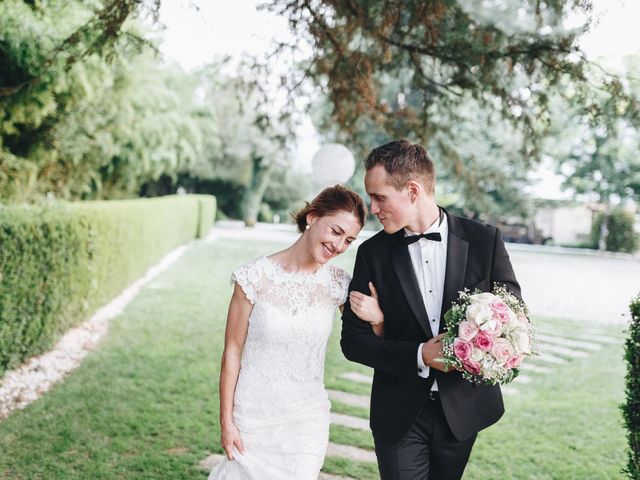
[469,292,497,305]
[466,303,493,326]
[481,356,498,374]
[470,347,485,362]
[509,330,531,355]
[502,314,522,333]
[479,319,501,335]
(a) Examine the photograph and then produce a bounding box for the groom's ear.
[406,181,421,202]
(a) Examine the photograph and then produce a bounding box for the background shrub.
[591,208,639,253]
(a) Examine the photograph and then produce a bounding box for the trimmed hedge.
[0,194,215,376]
[193,194,216,239]
[624,293,640,479]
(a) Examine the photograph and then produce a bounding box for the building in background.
[497,202,639,248]
[533,204,596,246]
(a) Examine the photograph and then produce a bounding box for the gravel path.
[508,249,638,324]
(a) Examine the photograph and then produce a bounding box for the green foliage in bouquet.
[623,293,640,479]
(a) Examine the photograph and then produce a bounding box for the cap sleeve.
[329,266,351,306]
[340,268,352,305]
[231,258,262,304]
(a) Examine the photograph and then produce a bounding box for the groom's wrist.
[419,343,429,367]
[420,343,432,368]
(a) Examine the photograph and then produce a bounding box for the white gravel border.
[0,244,189,421]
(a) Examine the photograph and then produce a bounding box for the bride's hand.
[221,422,245,460]
[349,282,384,336]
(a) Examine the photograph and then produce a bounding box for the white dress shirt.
[405,212,448,391]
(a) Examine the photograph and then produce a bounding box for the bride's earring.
[305,224,310,230]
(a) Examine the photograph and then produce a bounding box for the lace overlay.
[209,256,351,480]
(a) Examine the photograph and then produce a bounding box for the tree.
[543,57,640,249]
[40,52,205,200]
[311,90,533,220]
[0,1,310,214]
[0,0,158,98]
[264,0,639,215]
[192,64,300,225]
[0,0,205,201]
[590,208,639,254]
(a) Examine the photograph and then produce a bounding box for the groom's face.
[364,164,413,233]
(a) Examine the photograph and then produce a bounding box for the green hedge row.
[193,194,217,239]
[624,293,640,479]
[0,194,216,376]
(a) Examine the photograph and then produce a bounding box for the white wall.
[534,206,594,245]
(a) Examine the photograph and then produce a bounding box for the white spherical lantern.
[311,143,356,188]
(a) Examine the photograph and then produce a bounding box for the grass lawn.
[463,318,627,480]
[0,238,629,479]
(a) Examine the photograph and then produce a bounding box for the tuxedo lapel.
[390,232,432,338]
[440,212,469,334]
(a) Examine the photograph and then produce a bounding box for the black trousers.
[374,393,477,480]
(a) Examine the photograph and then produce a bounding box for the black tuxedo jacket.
[341,210,522,443]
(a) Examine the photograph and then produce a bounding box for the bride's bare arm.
[219,282,253,460]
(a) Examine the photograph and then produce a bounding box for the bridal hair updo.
[293,185,367,234]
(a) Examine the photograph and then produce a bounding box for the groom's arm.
[490,228,522,301]
[341,245,421,379]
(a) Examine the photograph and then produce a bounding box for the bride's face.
[305,210,362,264]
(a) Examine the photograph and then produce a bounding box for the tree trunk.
[241,155,274,227]
[598,203,610,251]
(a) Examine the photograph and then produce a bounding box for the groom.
[341,139,521,479]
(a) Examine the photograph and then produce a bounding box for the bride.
[208,184,382,480]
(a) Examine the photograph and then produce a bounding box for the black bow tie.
[403,232,442,245]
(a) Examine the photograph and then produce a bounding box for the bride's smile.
[302,209,361,266]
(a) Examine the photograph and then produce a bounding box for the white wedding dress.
[209,256,351,480]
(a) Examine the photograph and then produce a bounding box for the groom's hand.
[421,334,453,372]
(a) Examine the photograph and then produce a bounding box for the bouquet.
[441,286,534,385]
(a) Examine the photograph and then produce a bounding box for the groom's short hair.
[364,139,435,194]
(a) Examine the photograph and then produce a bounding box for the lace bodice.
[232,256,350,386]
[232,256,350,314]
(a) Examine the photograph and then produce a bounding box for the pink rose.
[490,301,509,314]
[458,320,479,341]
[493,310,510,324]
[505,355,523,369]
[463,359,482,375]
[491,338,512,363]
[474,330,495,352]
[453,339,473,361]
